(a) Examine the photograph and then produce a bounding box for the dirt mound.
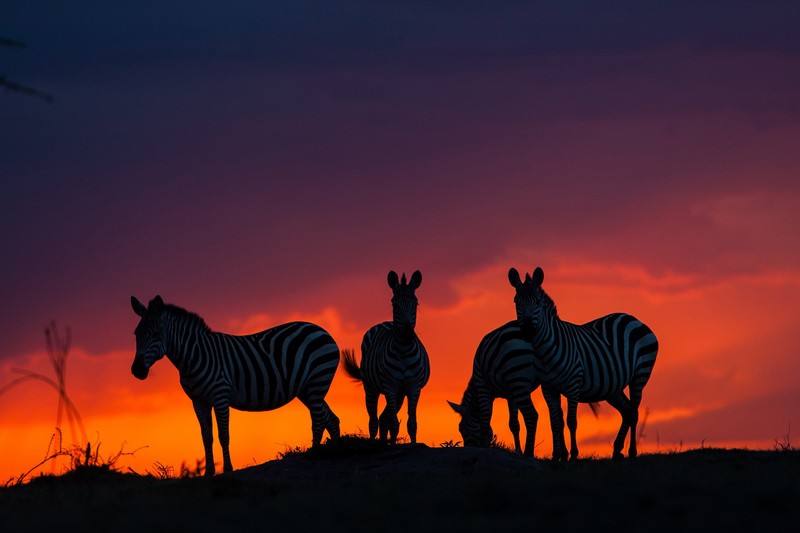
[234,443,539,483]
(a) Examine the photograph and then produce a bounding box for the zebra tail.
[341,349,362,382]
[588,402,602,418]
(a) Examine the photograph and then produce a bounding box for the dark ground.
[1,442,798,532]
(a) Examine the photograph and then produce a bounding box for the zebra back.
[450,321,537,445]
[139,302,340,411]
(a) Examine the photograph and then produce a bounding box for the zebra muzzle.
[131,357,149,380]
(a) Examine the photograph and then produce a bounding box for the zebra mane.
[539,286,559,319]
[164,303,212,332]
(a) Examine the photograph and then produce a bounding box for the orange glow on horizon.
[2,259,799,481]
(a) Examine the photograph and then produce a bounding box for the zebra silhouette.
[342,270,430,443]
[508,267,659,460]
[130,295,340,475]
[447,321,568,458]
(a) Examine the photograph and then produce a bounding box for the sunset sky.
[2,1,799,480]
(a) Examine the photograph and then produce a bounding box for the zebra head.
[130,295,167,380]
[388,270,421,334]
[448,397,492,448]
[508,267,545,337]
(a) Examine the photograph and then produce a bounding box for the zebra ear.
[409,270,422,290]
[532,267,544,286]
[150,295,164,314]
[447,400,464,415]
[131,296,147,317]
[508,268,522,288]
[387,271,400,289]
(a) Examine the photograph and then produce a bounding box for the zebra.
[130,295,341,476]
[508,267,659,460]
[342,270,430,444]
[447,320,569,459]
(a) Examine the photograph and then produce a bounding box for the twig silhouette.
[0,77,54,102]
[1,36,54,102]
[0,322,87,463]
[637,406,649,446]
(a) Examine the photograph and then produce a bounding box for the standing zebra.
[447,321,568,458]
[130,295,341,476]
[342,270,430,444]
[508,267,659,460]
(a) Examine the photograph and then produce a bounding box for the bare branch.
[0,77,53,102]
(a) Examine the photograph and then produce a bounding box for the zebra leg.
[213,402,233,473]
[381,393,400,444]
[566,397,580,460]
[608,389,640,459]
[506,400,522,454]
[406,391,421,444]
[299,395,334,446]
[542,386,567,461]
[627,386,643,459]
[378,405,392,442]
[192,401,215,477]
[322,401,340,440]
[607,391,635,460]
[516,395,539,457]
[365,389,380,439]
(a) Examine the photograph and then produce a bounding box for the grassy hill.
[1,439,798,532]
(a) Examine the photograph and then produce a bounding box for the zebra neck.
[390,326,417,346]
[164,321,208,374]
[531,314,561,352]
[465,379,491,424]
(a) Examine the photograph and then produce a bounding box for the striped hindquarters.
[571,313,659,401]
[474,321,538,398]
[221,321,340,411]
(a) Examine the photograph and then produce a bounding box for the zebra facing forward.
[509,267,659,460]
[130,295,340,476]
[448,321,568,458]
[342,270,430,443]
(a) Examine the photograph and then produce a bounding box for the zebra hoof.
[612,451,625,461]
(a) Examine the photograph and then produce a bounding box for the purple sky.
[2,0,799,360]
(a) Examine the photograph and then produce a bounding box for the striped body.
[342,270,430,443]
[361,322,430,401]
[449,321,566,458]
[509,267,659,459]
[131,296,340,475]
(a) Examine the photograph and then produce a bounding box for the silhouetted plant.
[277,445,309,460]
[178,458,206,478]
[0,321,87,472]
[439,440,462,448]
[489,434,517,454]
[3,429,70,486]
[3,430,144,485]
[67,437,143,472]
[636,406,649,446]
[1,37,53,102]
[148,461,174,479]
[275,433,395,461]
[774,423,793,451]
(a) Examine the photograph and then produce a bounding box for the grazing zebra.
[447,321,568,458]
[508,267,659,460]
[342,270,430,444]
[130,295,341,476]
